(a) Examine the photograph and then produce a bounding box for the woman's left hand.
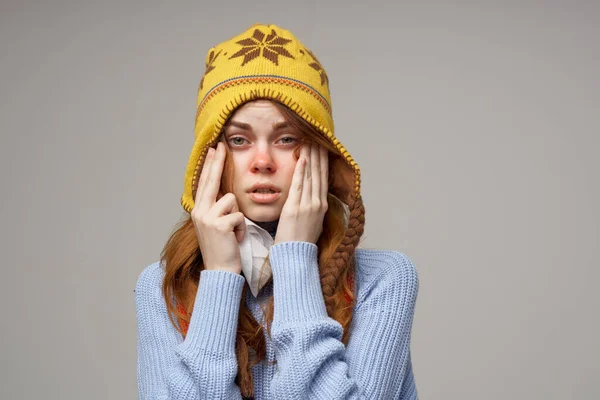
[274,143,329,245]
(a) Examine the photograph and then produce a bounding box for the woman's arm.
[135,262,245,400]
[268,241,419,400]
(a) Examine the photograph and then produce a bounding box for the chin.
[243,206,281,223]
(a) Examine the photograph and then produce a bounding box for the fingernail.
[208,147,215,155]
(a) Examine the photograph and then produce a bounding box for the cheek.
[228,157,246,193]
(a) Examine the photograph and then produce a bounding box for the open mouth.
[251,189,279,194]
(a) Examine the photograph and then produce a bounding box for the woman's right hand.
[191,141,246,274]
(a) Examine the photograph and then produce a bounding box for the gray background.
[1,1,598,399]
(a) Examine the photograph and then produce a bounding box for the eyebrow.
[225,120,291,132]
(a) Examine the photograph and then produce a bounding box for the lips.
[248,191,281,204]
[248,184,281,193]
[252,188,277,193]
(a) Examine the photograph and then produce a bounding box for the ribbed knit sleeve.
[135,263,245,399]
[268,241,419,399]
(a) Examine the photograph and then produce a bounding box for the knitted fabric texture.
[180,23,361,213]
[175,273,355,337]
[136,243,419,399]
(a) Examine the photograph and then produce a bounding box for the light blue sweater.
[135,241,419,399]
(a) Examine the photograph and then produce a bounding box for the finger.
[287,146,308,207]
[200,142,225,207]
[216,187,225,202]
[233,213,247,243]
[210,192,238,217]
[210,194,246,242]
[195,146,215,207]
[311,144,320,204]
[219,212,246,241]
[226,199,246,243]
[320,146,329,201]
[302,144,312,205]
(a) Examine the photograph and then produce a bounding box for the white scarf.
[239,217,275,297]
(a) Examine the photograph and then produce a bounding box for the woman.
[135,23,419,399]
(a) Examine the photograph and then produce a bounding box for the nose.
[250,147,276,173]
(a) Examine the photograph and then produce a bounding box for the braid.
[320,194,366,314]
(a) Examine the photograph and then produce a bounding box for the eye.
[279,136,298,146]
[228,137,248,146]
[227,136,299,147]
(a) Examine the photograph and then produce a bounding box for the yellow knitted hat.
[181,23,361,213]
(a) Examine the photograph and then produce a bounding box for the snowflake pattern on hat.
[199,49,222,90]
[229,28,295,66]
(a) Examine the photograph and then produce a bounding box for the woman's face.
[222,100,303,223]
